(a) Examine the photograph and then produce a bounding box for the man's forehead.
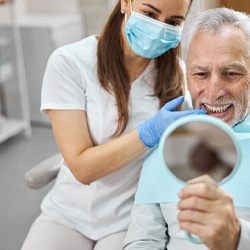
[188,63,248,72]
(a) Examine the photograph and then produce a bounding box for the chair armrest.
[25,153,62,189]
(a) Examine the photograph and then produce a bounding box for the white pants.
[21,213,127,250]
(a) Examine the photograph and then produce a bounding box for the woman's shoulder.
[51,35,98,63]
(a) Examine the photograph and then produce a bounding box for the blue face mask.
[124,1,182,59]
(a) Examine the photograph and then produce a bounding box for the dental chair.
[25,153,62,189]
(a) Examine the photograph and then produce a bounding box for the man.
[123,7,250,250]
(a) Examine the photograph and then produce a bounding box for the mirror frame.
[159,114,241,185]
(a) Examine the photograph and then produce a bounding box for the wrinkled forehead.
[187,26,250,69]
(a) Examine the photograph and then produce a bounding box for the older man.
[123,7,250,250]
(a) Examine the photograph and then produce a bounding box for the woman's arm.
[48,109,147,184]
[122,203,168,250]
[43,47,205,184]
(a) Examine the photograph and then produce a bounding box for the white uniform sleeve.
[122,204,169,250]
[41,48,86,113]
[237,219,250,250]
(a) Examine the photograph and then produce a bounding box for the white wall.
[14,0,28,14]
[181,0,220,60]
[26,0,80,13]
[0,0,26,18]
[1,0,220,35]
[203,0,219,9]
[78,0,119,35]
[0,0,116,35]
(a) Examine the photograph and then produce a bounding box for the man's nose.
[205,75,225,100]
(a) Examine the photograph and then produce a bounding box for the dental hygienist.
[21,1,205,249]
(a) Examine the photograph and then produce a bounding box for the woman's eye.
[144,11,156,19]
[168,20,181,27]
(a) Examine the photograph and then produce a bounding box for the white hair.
[184,7,250,60]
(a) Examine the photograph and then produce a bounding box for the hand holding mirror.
[159,115,241,244]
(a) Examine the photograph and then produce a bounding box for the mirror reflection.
[163,121,237,183]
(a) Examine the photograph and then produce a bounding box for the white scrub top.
[40,35,191,240]
[40,35,160,240]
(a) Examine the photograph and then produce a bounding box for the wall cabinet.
[220,0,250,13]
[0,1,31,143]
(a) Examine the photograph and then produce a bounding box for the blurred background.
[0,0,249,249]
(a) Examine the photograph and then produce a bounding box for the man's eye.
[222,72,242,82]
[194,72,208,77]
[227,72,240,77]
[223,72,241,79]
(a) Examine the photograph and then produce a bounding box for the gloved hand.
[138,96,207,148]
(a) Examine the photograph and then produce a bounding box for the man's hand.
[177,175,241,250]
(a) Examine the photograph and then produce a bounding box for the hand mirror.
[159,114,241,244]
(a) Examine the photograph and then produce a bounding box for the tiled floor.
[0,126,59,250]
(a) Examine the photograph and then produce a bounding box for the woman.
[22,0,203,249]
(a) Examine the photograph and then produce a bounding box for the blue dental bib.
[135,114,250,208]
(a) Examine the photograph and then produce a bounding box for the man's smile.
[203,103,232,113]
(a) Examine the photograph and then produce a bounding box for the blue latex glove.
[138,96,207,148]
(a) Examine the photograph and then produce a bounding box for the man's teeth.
[204,104,231,113]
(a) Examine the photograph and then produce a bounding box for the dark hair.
[97,1,192,136]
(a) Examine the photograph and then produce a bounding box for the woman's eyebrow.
[142,3,161,14]
[142,4,186,20]
[171,15,186,20]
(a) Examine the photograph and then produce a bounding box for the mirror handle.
[186,232,202,244]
